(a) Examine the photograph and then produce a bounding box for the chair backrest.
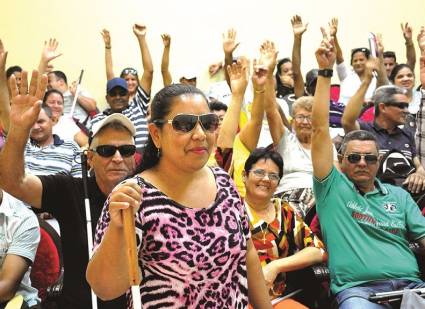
[30,218,63,302]
[330,84,340,103]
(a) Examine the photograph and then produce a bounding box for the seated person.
[243,148,325,309]
[342,81,425,195]
[311,34,425,309]
[0,190,40,308]
[273,96,338,219]
[42,89,88,147]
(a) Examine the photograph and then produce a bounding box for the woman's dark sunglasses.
[154,113,219,133]
[91,145,136,158]
[385,102,409,109]
[345,153,378,164]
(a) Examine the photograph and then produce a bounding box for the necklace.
[259,223,268,244]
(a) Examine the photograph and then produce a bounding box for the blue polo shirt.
[360,121,416,161]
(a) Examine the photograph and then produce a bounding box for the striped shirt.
[25,135,82,177]
[91,86,150,152]
[416,89,425,165]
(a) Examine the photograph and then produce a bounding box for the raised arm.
[261,41,285,145]
[133,23,154,94]
[341,59,377,133]
[161,34,173,87]
[291,15,308,98]
[222,28,240,88]
[0,71,47,208]
[101,29,115,81]
[216,60,248,149]
[418,26,425,88]
[375,34,390,87]
[311,32,336,180]
[0,39,10,132]
[329,18,343,65]
[402,22,416,70]
[239,58,267,151]
[37,38,62,75]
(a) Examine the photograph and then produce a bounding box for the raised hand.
[9,71,47,131]
[291,15,308,38]
[328,17,338,37]
[108,179,142,228]
[161,33,171,48]
[315,28,336,69]
[227,60,248,95]
[222,28,240,55]
[364,58,379,79]
[133,23,147,38]
[258,40,278,74]
[0,39,8,73]
[41,38,62,63]
[417,26,425,52]
[101,29,111,47]
[401,22,413,42]
[252,59,269,90]
[208,61,222,77]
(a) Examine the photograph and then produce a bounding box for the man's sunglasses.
[385,102,409,109]
[153,113,219,133]
[345,153,378,164]
[91,145,136,157]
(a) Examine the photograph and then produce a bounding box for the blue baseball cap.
[106,77,128,94]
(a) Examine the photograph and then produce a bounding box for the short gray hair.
[373,85,408,116]
[340,130,379,155]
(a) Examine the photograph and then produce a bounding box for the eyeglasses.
[384,102,409,109]
[153,113,219,133]
[91,144,136,158]
[121,68,138,76]
[250,169,280,182]
[345,153,378,164]
[294,115,312,123]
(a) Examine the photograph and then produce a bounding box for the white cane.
[70,69,84,118]
[81,151,98,309]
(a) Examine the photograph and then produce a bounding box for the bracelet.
[254,89,265,94]
[105,46,111,49]
[318,69,333,78]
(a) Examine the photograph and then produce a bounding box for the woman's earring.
[157,147,161,158]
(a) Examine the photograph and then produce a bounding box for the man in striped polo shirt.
[25,105,81,177]
[91,77,149,153]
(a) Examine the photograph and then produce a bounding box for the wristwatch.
[318,69,333,78]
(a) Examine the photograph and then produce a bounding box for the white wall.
[1,0,424,107]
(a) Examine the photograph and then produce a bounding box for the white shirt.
[337,62,377,105]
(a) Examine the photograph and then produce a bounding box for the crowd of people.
[0,15,425,309]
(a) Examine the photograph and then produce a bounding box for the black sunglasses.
[154,113,219,133]
[345,153,378,164]
[91,144,136,158]
[385,102,409,109]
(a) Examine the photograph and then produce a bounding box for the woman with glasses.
[243,148,326,309]
[87,84,272,309]
[273,96,339,220]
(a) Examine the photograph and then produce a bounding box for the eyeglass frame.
[249,169,281,182]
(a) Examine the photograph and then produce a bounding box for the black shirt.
[39,175,125,309]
